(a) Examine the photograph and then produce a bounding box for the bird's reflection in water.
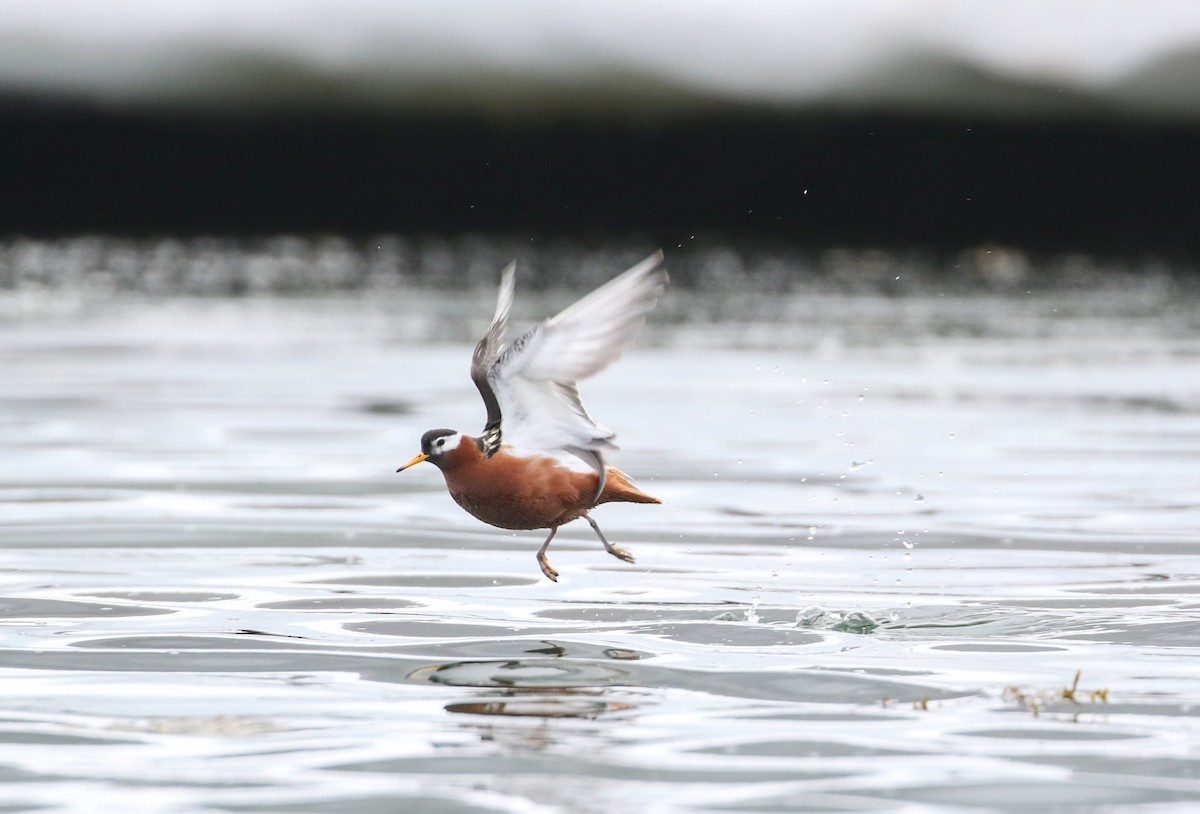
[445,693,636,719]
[408,646,645,720]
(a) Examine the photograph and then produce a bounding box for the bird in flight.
[397,251,668,581]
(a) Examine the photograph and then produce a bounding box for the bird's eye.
[435,438,445,448]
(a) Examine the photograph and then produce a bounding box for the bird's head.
[396,428,465,471]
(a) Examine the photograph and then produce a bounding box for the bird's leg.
[537,525,560,582]
[584,513,636,564]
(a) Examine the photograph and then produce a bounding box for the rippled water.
[2,273,1200,813]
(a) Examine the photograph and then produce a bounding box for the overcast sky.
[2,1,1200,117]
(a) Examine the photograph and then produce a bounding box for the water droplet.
[833,611,880,634]
[795,605,827,627]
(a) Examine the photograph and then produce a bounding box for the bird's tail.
[598,467,662,505]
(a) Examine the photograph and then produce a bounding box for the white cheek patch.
[433,432,465,455]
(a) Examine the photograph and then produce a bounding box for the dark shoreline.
[3,98,1199,260]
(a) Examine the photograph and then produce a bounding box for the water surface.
[2,271,1200,813]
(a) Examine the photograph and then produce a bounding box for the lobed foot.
[604,544,636,564]
[536,525,560,582]
[537,553,560,582]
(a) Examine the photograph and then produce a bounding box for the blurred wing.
[471,261,515,456]
[487,250,667,459]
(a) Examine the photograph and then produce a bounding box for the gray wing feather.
[471,261,515,456]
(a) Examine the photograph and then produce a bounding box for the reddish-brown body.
[432,437,660,531]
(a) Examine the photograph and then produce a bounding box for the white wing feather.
[484,250,667,456]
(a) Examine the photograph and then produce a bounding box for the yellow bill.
[396,452,429,472]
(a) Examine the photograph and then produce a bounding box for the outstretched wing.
[484,251,667,490]
[471,261,515,456]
